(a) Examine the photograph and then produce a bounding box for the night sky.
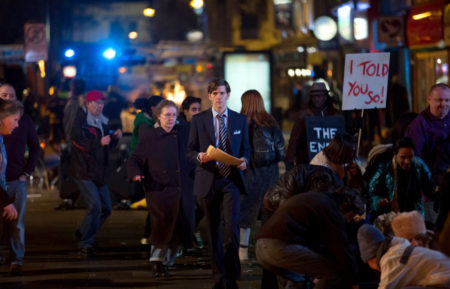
[0,0,198,45]
[0,0,47,44]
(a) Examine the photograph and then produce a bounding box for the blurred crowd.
[0,77,448,289]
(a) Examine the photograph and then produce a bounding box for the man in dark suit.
[187,79,250,289]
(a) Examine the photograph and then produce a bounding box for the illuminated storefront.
[407,0,449,112]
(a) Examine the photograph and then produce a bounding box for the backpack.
[251,124,278,167]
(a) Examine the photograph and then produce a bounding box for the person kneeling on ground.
[357,224,450,289]
[256,187,364,289]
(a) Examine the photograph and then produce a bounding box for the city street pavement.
[0,185,262,289]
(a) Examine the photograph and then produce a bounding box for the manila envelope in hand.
[206,145,244,166]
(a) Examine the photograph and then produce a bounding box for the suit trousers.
[201,175,241,283]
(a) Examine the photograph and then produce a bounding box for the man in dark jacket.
[285,82,340,169]
[58,78,86,209]
[179,96,202,124]
[187,79,250,289]
[178,96,203,247]
[256,188,364,289]
[70,90,122,257]
[260,164,345,289]
[0,83,40,275]
[63,78,86,142]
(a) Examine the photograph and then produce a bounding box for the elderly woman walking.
[128,100,195,277]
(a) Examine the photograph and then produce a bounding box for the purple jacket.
[405,107,450,172]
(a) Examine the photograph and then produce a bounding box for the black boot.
[151,261,169,277]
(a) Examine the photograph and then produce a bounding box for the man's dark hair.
[333,187,365,215]
[323,132,356,165]
[393,137,415,154]
[148,95,164,108]
[207,78,230,94]
[181,96,201,111]
[307,166,344,192]
[133,97,151,114]
[70,78,86,96]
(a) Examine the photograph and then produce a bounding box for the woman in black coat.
[127,100,195,277]
[238,89,285,261]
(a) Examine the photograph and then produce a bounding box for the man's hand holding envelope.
[197,145,247,170]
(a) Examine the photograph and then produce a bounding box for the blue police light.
[64,49,75,58]
[102,48,116,60]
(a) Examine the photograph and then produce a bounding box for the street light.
[64,49,75,58]
[102,48,117,60]
[128,31,138,39]
[143,8,155,17]
[190,0,204,9]
[63,66,77,78]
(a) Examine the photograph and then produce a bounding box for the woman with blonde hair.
[239,89,285,261]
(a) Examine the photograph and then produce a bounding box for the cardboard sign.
[305,116,346,161]
[342,53,390,110]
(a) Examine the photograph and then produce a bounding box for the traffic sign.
[24,23,48,62]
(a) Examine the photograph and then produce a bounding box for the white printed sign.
[342,53,390,110]
[305,116,345,161]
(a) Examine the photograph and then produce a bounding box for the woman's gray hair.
[154,99,178,122]
[0,99,24,123]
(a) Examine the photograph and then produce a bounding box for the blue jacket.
[368,155,435,216]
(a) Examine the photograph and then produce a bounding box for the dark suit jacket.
[187,108,251,197]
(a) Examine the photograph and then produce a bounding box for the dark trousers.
[59,145,80,201]
[256,239,351,289]
[202,176,241,284]
[75,180,112,249]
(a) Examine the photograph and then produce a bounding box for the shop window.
[413,50,448,112]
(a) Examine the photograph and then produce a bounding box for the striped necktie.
[216,114,230,177]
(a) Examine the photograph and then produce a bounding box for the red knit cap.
[85,90,105,102]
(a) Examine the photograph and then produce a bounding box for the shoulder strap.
[399,245,415,265]
[376,236,393,268]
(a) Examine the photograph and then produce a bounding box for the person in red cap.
[70,90,122,257]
